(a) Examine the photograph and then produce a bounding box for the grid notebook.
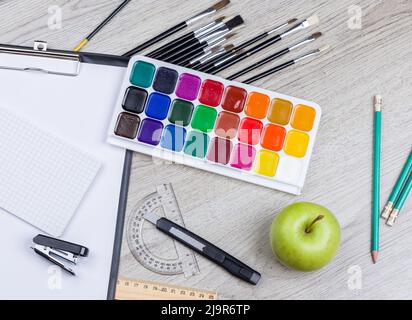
[0,108,101,236]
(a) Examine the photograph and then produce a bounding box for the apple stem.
[305,215,325,233]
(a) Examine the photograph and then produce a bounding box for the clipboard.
[0,42,131,299]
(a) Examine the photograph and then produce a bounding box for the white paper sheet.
[0,108,100,236]
[0,57,126,299]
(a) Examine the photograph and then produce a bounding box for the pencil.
[386,172,412,226]
[73,0,132,52]
[381,151,412,219]
[372,95,382,264]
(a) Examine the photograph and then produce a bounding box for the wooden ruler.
[115,277,218,300]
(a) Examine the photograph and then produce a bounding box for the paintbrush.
[123,0,230,57]
[169,33,235,65]
[200,49,243,73]
[227,32,322,80]
[198,18,297,71]
[185,44,235,68]
[157,15,243,62]
[205,15,320,75]
[243,45,329,84]
[73,0,132,51]
[148,17,226,58]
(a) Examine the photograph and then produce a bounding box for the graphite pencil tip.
[371,251,379,264]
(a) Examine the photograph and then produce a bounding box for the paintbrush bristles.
[226,15,245,30]
[209,46,226,54]
[318,45,330,52]
[311,32,323,40]
[281,15,319,38]
[306,15,320,27]
[213,0,231,11]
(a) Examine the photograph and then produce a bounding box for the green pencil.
[372,95,382,264]
[381,150,412,219]
[386,172,412,226]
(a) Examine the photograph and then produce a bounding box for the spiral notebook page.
[0,108,100,236]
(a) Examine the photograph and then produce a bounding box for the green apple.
[270,202,341,271]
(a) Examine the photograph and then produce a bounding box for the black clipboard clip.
[0,40,81,76]
[31,234,89,276]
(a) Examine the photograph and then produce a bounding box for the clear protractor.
[126,193,184,275]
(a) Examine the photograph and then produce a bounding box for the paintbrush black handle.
[162,39,205,63]
[247,34,282,56]
[234,33,268,52]
[179,51,204,67]
[209,53,247,74]
[200,52,237,73]
[156,37,200,60]
[199,33,272,72]
[186,60,201,69]
[199,33,269,71]
[210,35,282,74]
[197,60,216,72]
[198,50,235,72]
[227,48,290,80]
[148,32,195,58]
[199,51,232,71]
[170,46,206,65]
[123,21,187,57]
[156,217,261,285]
[88,0,132,40]
[244,60,295,84]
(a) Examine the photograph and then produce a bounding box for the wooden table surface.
[1,0,411,300]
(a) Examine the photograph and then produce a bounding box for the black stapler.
[31,234,89,276]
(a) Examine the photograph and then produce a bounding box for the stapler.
[31,234,89,276]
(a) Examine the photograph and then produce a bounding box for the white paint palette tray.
[107,55,321,194]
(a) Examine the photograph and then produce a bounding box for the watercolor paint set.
[107,56,321,194]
